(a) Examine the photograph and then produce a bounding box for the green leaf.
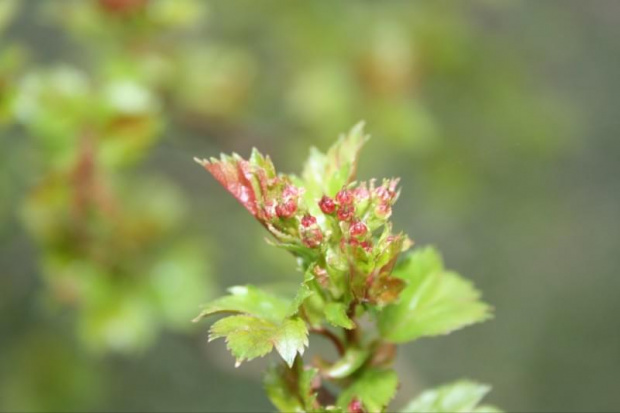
[378,247,492,343]
[301,122,370,201]
[286,266,317,318]
[209,315,308,367]
[337,368,398,412]
[324,302,355,330]
[265,363,319,413]
[274,318,310,367]
[399,380,501,413]
[194,285,290,324]
[286,283,314,317]
[209,315,275,366]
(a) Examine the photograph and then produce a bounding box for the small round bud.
[350,221,368,237]
[302,227,323,249]
[337,204,354,221]
[301,214,317,227]
[319,196,336,214]
[336,189,354,205]
[360,240,373,252]
[276,199,297,218]
[282,184,300,199]
[349,221,368,237]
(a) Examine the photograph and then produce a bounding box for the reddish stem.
[310,327,345,356]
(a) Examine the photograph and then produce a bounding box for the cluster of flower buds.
[196,127,411,305]
[318,178,400,256]
[300,214,323,249]
[274,184,301,219]
[372,178,400,219]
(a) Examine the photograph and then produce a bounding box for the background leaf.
[399,380,501,413]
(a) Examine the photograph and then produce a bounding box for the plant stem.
[310,327,345,356]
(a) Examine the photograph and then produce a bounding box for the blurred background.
[1,0,619,411]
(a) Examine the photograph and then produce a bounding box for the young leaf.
[274,318,310,367]
[209,315,276,366]
[301,121,369,201]
[286,282,314,318]
[195,149,303,239]
[378,247,492,343]
[337,368,398,412]
[286,265,318,318]
[194,152,269,218]
[399,380,501,413]
[209,315,308,367]
[193,285,290,324]
[324,302,355,330]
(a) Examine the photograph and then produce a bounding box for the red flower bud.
[361,240,373,252]
[276,199,297,218]
[282,184,301,199]
[301,214,317,227]
[336,189,354,205]
[319,196,336,214]
[337,204,354,221]
[350,221,368,237]
[302,227,323,248]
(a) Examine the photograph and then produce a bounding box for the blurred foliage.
[10,0,216,356]
[1,0,617,412]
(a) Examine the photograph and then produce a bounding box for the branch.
[310,327,345,357]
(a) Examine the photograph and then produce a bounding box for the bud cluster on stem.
[193,123,496,413]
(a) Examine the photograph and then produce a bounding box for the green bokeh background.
[2,1,620,412]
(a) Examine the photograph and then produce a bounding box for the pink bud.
[302,227,323,248]
[337,204,354,221]
[336,189,354,205]
[276,199,297,218]
[374,186,391,202]
[361,240,373,252]
[301,214,317,227]
[353,186,370,201]
[319,196,336,214]
[350,221,368,237]
[282,184,300,199]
